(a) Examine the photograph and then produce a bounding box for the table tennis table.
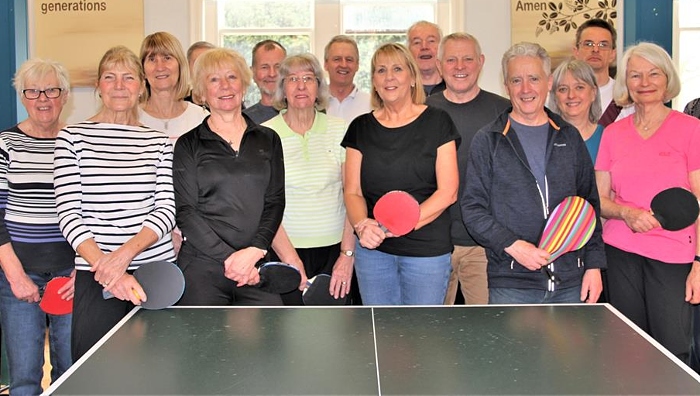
[44,304,700,395]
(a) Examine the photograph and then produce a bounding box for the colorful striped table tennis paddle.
[538,196,597,283]
[373,190,420,237]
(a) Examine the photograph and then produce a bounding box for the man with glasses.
[572,19,634,126]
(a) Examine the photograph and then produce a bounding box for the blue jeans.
[353,242,451,305]
[489,285,583,304]
[0,268,73,395]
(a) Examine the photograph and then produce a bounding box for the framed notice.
[29,0,144,87]
[510,0,622,70]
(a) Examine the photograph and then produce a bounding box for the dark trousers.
[605,244,692,363]
[176,246,283,306]
[72,270,135,361]
[271,244,339,306]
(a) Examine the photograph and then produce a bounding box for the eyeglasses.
[285,75,317,85]
[22,88,63,100]
[578,41,613,51]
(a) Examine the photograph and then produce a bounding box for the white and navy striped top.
[0,125,75,273]
[54,122,176,271]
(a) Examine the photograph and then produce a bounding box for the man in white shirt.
[572,19,634,126]
[324,35,371,124]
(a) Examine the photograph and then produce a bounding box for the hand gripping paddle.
[538,196,597,284]
[40,277,73,315]
[102,261,185,310]
[255,261,301,294]
[373,190,420,237]
[302,274,347,306]
[650,187,699,231]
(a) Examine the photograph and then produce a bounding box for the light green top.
[263,110,347,248]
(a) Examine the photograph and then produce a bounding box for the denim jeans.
[353,242,451,305]
[0,268,73,395]
[489,285,583,304]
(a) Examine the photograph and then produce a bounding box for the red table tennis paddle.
[255,261,301,294]
[373,190,420,236]
[302,274,347,306]
[39,276,73,315]
[102,261,185,310]
[650,187,699,231]
[537,196,597,284]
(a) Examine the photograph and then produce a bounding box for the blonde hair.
[140,31,190,101]
[95,46,145,116]
[191,48,252,106]
[370,43,425,109]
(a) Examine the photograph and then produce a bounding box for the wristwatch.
[695,255,700,263]
[341,250,354,257]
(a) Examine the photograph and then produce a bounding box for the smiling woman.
[54,46,176,361]
[172,48,286,307]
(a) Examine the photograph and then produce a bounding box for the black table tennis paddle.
[255,261,301,294]
[302,274,347,305]
[102,260,185,310]
[650,187,699,231]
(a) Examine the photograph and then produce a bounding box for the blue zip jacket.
[461,107,606,291]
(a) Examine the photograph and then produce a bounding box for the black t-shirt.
[341,106,460,257]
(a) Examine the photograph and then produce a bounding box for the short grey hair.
[272,53,329,111]
[548,59,602,124]
[13,58,70,94]
[501,42,551,83]
[438,32,482,60]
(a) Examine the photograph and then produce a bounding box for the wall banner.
[511,0,620,70]
[30,0,144,87]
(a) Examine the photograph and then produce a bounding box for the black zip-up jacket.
[173,115,285,262]
[461,107,606,291]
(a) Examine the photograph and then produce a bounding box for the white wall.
[64,0,192,124]
[465,0,510,97]
[62,0,512,124]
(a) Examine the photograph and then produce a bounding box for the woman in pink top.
[595,42,700,366]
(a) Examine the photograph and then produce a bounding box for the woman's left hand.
[224,247,263,286]
[330,254,354,299]
[91,251,131,288]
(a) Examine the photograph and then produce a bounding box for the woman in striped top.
[0,59,74,396]
[54,46,176,360]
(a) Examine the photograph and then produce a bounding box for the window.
[342,1,436,96]
[215,0,314,104]
[202,0,443,106]
[676,0,700,111]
